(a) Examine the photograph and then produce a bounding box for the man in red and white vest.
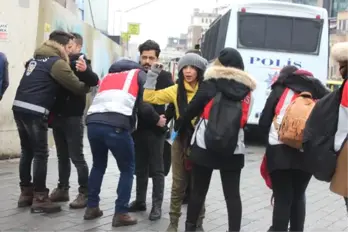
[83,58,166,227]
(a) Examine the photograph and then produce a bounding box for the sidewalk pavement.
[0,138,346,231]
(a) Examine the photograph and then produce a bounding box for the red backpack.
[260,155,274,205]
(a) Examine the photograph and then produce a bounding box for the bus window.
[237,12,323,54]
[201,10,231,61]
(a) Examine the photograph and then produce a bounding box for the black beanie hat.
[217,47,244,70]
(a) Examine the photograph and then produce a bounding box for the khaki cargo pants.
[169,138,205,225]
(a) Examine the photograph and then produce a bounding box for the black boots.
[129,175,148,212]
[128,201,146,212]
[149,175,164,220]
[149,204,162,221]
[185,222,197,232]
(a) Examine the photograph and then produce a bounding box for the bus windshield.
[237,12,324,55]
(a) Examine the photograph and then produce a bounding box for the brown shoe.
[49,187,69,202]
[84,207,103,220]
[112,213,137,227]
[70,193,87,209]
[31,190,62,214]
[18,186,33,208]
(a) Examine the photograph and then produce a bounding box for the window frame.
[237,12,324,55]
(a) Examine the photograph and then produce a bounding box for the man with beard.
[49,32,99,209]
[129,40,174,221]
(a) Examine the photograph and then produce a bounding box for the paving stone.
[0,138,346,231]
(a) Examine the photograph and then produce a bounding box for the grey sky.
[108,0,233,48]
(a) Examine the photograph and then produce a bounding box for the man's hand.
[156,114,167,127]
[76,55,87,72]
[151,62,163,75]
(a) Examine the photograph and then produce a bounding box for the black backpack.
[204,92,242,154]
[303,87,342,182]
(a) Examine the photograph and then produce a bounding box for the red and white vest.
[190,93,252,154]
[87,69,140,116]
[334,81,348,152]
[268,88,300,145]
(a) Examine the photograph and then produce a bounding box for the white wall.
[0,0,41,156]
[84,0,109,32]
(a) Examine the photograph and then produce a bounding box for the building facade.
[186,8,219,49]
[278,0,348,17]
[54,0,109,33]
[82,0,109,33]
[166,34,187,50]
[329,10,348,80]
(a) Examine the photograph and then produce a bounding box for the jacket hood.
[108,59,143,73]
[203,65,256,100]
[34,40,69,62]
[331,42,348,62]
[281,70,329,99]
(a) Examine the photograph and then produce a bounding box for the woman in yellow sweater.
[143,53,208,232]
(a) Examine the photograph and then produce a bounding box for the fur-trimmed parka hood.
[34,40,69,62]
[203,65,256,100]
[204,65,256,90]
[331,42,348,62]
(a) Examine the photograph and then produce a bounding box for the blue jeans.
[87,123,135,213]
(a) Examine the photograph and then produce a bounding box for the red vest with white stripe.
[268,88,300,145]
[87,69,140,116]
[191,93,252,154]
[334,81,348,152]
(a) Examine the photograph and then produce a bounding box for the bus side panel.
[224,7,328,126]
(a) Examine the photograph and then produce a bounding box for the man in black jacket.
[129,40,174,221]
[49,33,99,209]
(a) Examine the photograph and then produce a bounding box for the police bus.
[201,0,329,127]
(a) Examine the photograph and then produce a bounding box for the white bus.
[201,0,329,127]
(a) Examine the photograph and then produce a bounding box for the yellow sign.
[121,32,130,42]
[44,23,51,33]
[127,23,140,35]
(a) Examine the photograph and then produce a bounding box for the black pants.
[344,197,348,212]
[270,169,312,232]
[186,163,242,232]
[133,130,165,206]
[52,116,89,191]
[14,112,49,192]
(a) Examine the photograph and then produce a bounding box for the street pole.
[113,0,161,56]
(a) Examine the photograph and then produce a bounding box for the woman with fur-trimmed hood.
[176,48,256,232]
